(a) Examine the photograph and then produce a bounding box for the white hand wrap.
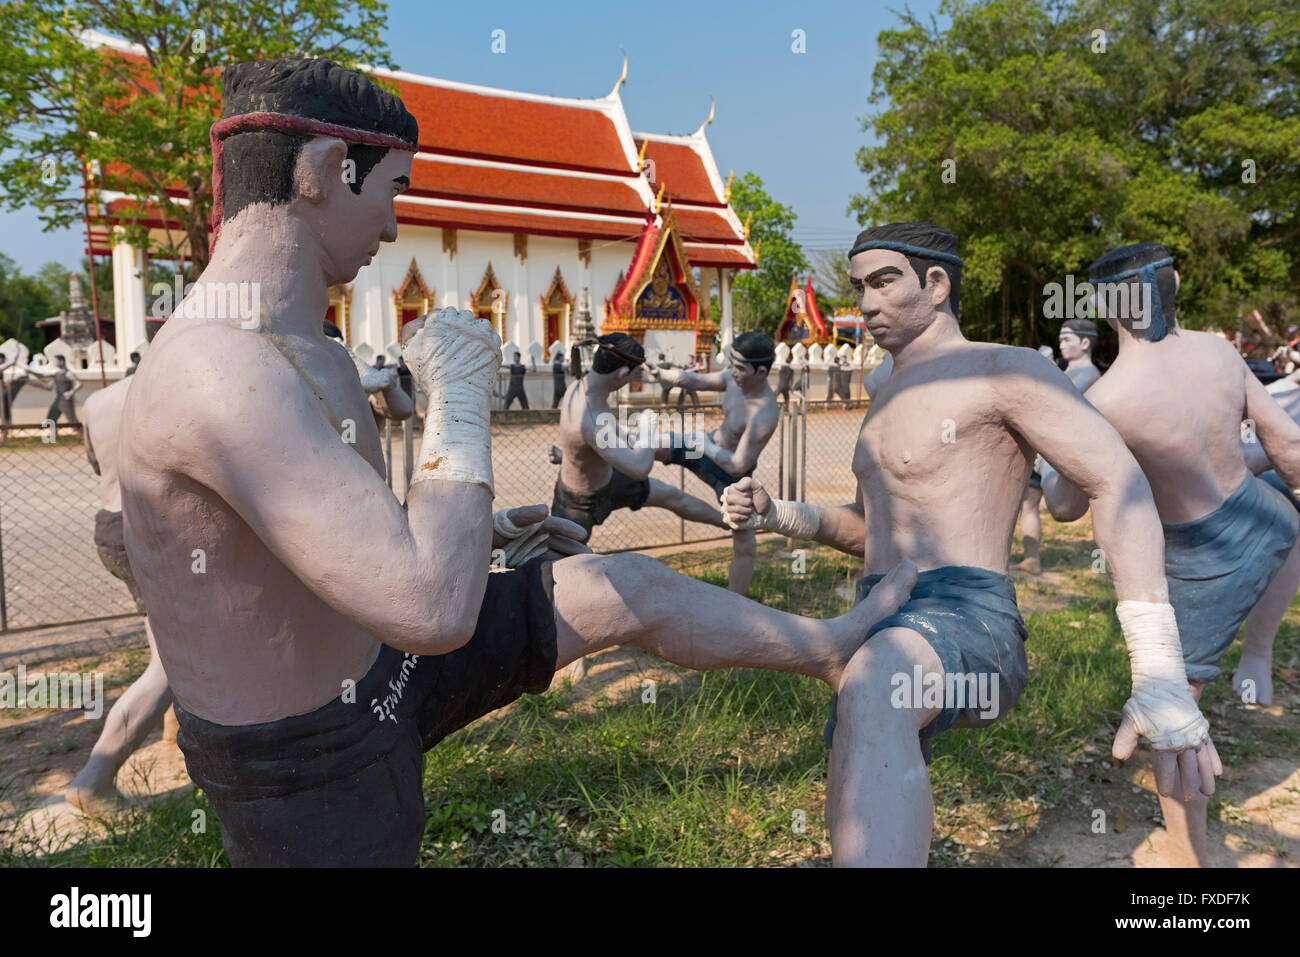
[1035,454,1058,485]
[633,410,660,450]
[404,308,501,495]
[656,367,686,387]
[339,343,396,394]
[491,510,549,568]
[721,485,821,540]
[1116,600,1211,751]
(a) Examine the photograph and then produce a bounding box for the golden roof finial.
[654,182,665,214]
[637,138,649,170]
[752,238,762,262]
[616,53,628,92]
[742,210,752,240]
[724,169,734,203]
[704,97,715,128]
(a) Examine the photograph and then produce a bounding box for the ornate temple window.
[471,262,509,340]
[391,258,433,339]
[325,284,355,345]
[538,266,574,350]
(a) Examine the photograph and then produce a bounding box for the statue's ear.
[293,136,349,204]
[925,265,951,309]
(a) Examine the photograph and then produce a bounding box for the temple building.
[775,275,830,345]
[83,33,756,371]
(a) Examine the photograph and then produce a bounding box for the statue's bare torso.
[853,342,1036,576]
[557,378,615,495]
[1085,331,1249,524]
[120,313,386,725]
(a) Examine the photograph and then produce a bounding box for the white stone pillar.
[111,230,147,368]
[719,268,734,348]
[512,257,530,356]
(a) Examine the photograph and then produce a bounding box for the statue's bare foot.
[1017,556,1042,575]
[1132,827,1204,868]
[826,559,917,688]
[65,760,127,816]
[548,445,563,465]
[1232,652,1273,706]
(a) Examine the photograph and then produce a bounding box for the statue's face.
[315,146,413,284]
[1058,331,1089,361]
[849,249,949,354]
[730,357,767,387]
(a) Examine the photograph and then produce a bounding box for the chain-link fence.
[1,382,868,633]
[0,426,139,632]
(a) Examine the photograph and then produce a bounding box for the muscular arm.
[172,329,491,657]
[677,368,729,392]
[65,370,81,395]
[582,406,655,480]
[706,407,777,476]
[1245,368,1300,488]
[369,380,414,421]
[997,351,1167,603]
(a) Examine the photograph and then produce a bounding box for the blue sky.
[0,0,947,273]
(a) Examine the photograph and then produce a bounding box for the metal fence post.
[0,496,8,633]
[777,401,786,500]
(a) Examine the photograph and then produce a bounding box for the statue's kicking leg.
[1233,534,1300,706]
[1017,486,1043,575]
[728,527,757,596]
[550,552,917,691]
[826,627,944,866]
[644,477,725,528]
[66,619,173,814]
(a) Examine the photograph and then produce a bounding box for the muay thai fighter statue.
[722,223,1219,866]
[1016,317,1101,574]
[1040,242,1300,866]
[645,332,781,594]
[65,374,174,813]
[549,332,727,537]
[118,58,917,867]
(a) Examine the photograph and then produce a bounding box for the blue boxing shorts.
[824,566,1029,759]
[1163,472,1299,683]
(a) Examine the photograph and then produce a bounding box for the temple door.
[545,311,561,348]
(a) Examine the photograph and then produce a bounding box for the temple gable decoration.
[776,275,829,344]
[603,204,716,360]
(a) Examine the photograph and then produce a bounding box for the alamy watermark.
[0,665,104,719]
[890,665,999,720]
[151,274,261,327]
[592,409,706,458]
[1042,273,1152,327]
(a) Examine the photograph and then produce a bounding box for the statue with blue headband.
[1041,240,1300,865]
[720,222,1220,865]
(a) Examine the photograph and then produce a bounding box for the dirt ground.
[2,619,1295,866]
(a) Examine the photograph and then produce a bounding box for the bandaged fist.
[721,476,771,530]
[491,505,591,567]
[632,409,660,448]
[654,366,686,387]
[400,307,501,400]
[1112,601,1222,800]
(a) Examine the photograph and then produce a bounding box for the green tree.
[851,0,1299,345]
[728,172,810,334]
[0,0,396,277]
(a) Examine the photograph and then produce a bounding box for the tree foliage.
[728,172,810,334]
[850,0,1299,345]
[0,0,396,276]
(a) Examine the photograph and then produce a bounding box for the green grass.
[3,517,1297,866]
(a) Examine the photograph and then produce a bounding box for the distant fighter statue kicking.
[1016,317,1101,574]
[647,331,780,594]
[27,354,82,426]
[549,333,727,538]
[65,375,173,813]
[1041,242,1300,866]
[723,223,1218,866]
